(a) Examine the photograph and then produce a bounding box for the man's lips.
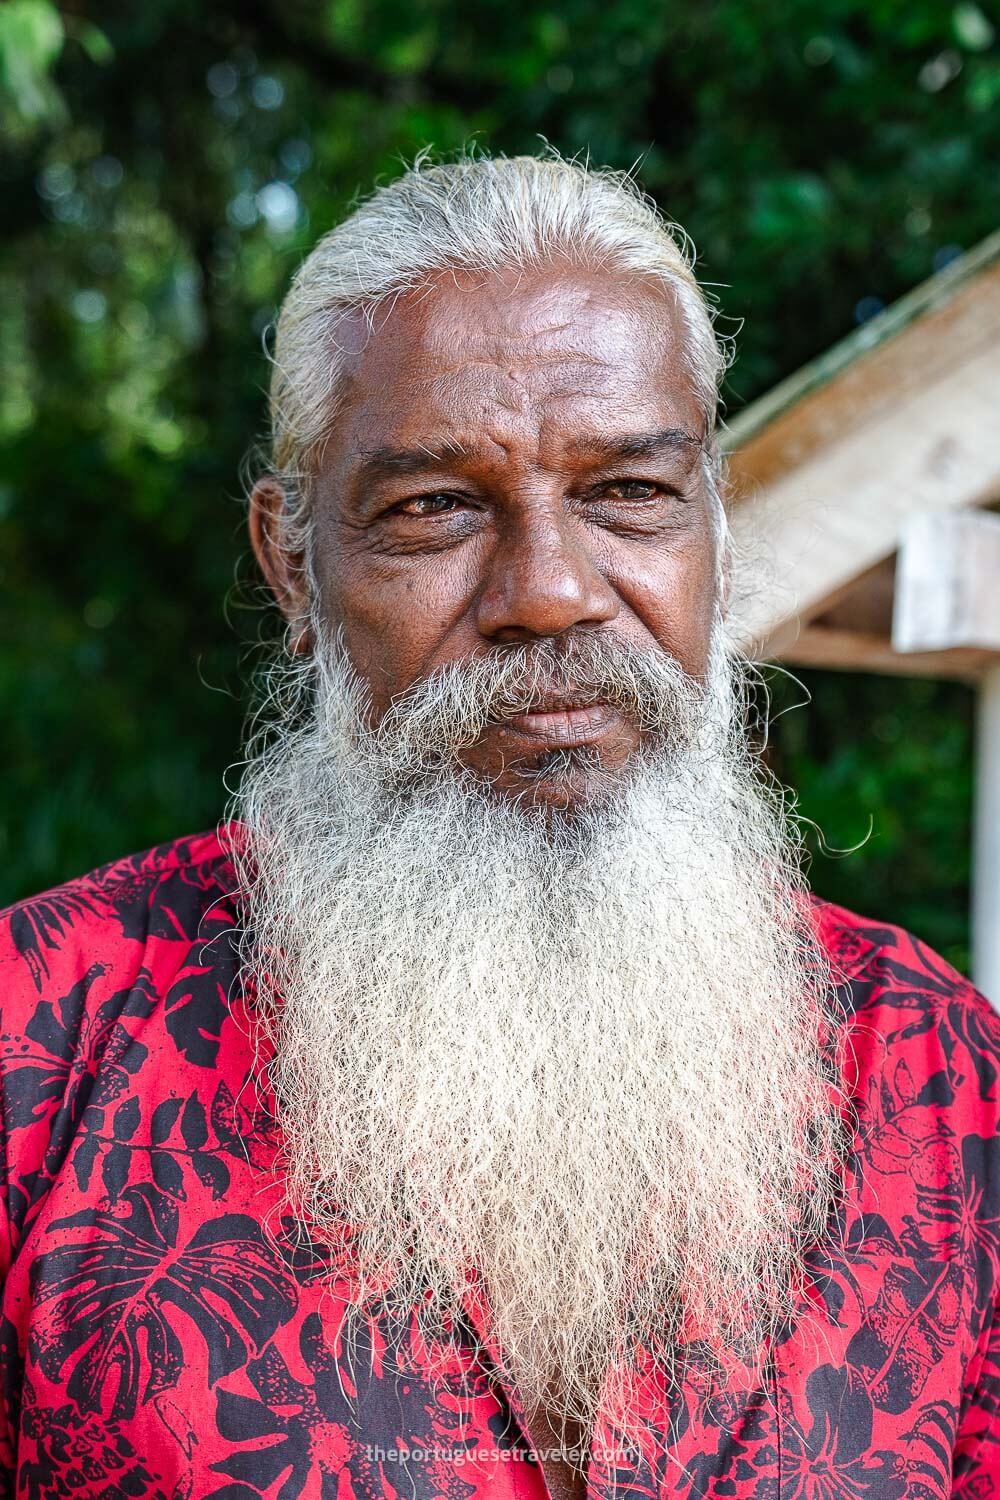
[496,700,621,748]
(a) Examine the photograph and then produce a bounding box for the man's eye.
[603,480,661,501]
[398,493,462,517]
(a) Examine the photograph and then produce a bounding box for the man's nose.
[474,504,620,642]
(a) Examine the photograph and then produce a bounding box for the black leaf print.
[71,1135,100,1195]
[29,1185,297,1422]
[150,1097,183,1145]
[192,1152,230,1200]
[209,1080,239,1148]
[7,886,105,992]
[780,1364,907,1499]
[151,1150,186,1200]
[104,851,226,945]
[164,945,231,1068]
[101,1144,132,1203]
[181,1094,209,1150]
[112,1098,141,1142]
[2,965,109,1132]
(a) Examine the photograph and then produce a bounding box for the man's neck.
[522,1402,588,1500]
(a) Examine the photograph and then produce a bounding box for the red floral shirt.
[1,829,999,1498]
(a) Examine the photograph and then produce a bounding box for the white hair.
[265,150,730,569]
[230,625,844,1444]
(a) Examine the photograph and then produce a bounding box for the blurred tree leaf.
[0,0,65,133]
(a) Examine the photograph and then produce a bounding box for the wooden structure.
[724,230,1000,997]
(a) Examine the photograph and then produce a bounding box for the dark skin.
[251,263,723,1497]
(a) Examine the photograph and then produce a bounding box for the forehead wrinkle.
[412,350,612,382]
[427,316,605,352]
[403,362,618,431]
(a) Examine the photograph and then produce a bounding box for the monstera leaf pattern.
[29,1184,297,1420]
[0,828,998,1497]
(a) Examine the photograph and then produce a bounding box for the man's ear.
[249,477,313,653]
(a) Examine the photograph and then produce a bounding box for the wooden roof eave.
[722,228,1000,670]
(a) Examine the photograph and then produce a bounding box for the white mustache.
[338,632,721,777]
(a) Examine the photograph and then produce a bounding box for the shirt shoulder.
[813,893,990,1011]
[0,829,242,1267]
[0,827,237,1002]
[812,893,1000,1138]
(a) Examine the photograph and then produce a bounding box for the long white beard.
[230,630,843,1434]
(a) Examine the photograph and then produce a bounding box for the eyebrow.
[566,427,704,463]
[353,438,470,478]
[353,427,702,482]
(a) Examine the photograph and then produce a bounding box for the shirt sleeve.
[0,896,83,1276]
[952,1283,1000,1492]
[949,985,1000,1493]
[0,903,48,1487]
[0,879,123,1487]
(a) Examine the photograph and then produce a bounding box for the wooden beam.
[888,509,1000,1000]
[770,624,989,681]
[727,337,1000,652]
[893,509,1000,654]
[723,229,1000,482]
[811,557,895,640]
[724,239,1000,655]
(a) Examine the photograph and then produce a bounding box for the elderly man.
[1,154,998,1500]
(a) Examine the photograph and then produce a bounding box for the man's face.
[263,265,722,808]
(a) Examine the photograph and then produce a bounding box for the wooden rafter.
[723,230,1000,668]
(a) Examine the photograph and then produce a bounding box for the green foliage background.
[2,0,997,971]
